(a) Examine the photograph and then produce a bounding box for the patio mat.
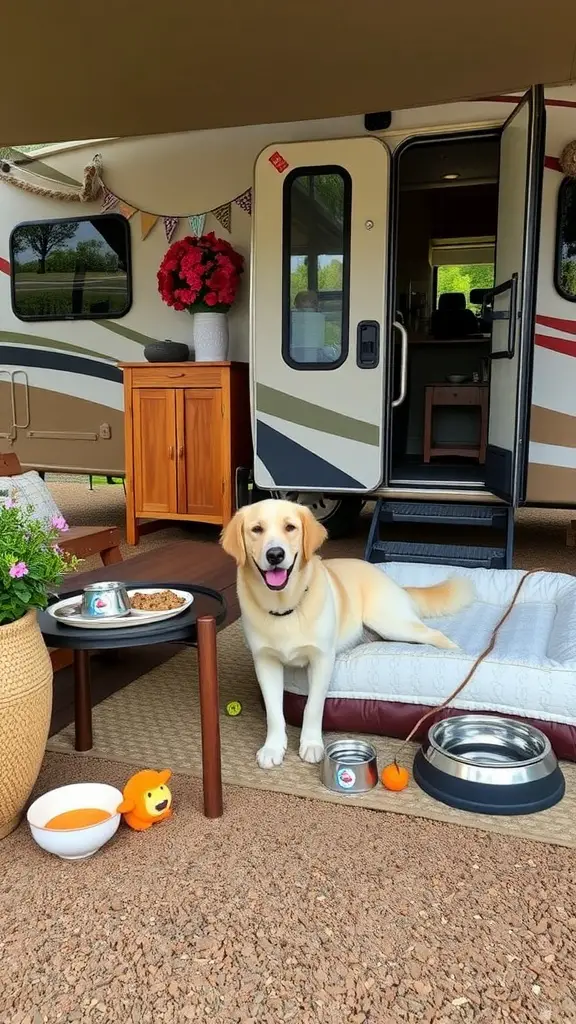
[47,621,576,848]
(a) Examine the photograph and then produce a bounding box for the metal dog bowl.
[413,715,565,815]
[322,739,378,795]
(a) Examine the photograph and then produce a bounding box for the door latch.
[356,320,380,369]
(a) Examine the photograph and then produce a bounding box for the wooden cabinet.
[122,362,251,545]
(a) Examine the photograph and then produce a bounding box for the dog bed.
[283,563,576,761]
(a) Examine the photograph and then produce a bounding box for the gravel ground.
[1,754,576,1024]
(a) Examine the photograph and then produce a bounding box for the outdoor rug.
[48,620,576,848]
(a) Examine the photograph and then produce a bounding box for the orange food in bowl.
[45,808,112,830]
[381,763,410,791]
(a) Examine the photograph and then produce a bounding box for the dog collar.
[269,587,308,616]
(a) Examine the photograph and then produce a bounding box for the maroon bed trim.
[283,693,576,762]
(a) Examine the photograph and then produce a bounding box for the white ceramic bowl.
[446,374,468,384]
[27,783,123,860]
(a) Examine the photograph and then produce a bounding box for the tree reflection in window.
[555,177,576,301]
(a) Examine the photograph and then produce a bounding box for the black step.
[378,501,508,528]
[369,540,506,570]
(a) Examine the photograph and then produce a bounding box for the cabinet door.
[177,388,223,518]
[132,389,178,514]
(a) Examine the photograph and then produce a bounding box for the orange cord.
[392,568,545,767]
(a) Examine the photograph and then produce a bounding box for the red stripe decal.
[545,156,563,172]
[535,333,576,357]
[0,257,9,276]
[537,314,576,336]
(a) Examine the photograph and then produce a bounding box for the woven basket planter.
[0,610,52,839]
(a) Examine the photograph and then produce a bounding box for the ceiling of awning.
[3,0,576,145]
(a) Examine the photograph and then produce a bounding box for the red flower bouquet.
[157,232,244,313]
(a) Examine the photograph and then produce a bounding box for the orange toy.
[381,763,410,792]
[117,769,173,831]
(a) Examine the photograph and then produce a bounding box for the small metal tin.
[80,581,130,619]
[322,739,378,795]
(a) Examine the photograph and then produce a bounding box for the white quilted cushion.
[283,562,576,726]
[0,470,62,522]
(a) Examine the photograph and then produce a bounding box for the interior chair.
[430,292,479,340]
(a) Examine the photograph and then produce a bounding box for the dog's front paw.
[299,740,325,764]
[257,741,287,769]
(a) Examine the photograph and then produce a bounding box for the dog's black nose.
[266,546,285,566]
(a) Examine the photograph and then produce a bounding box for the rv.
[1,84,576,563]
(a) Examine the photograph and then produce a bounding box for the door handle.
[484,273,519,360]
[356,320,380,369]
[178,445,184,459]
[392,321,408,408]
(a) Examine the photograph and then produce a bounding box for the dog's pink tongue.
[265,568,288,587]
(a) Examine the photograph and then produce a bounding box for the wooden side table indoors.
[423,383,489,464]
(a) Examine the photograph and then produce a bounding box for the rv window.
[555,178,576,302]
[10,214,132,321]
[283,166,351,368]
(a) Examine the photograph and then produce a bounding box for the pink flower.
[52,543,63,555]
[3,496,17,509]
[50,514,69,532]
[9,561,28,578]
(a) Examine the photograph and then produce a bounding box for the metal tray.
[47,588,193,629]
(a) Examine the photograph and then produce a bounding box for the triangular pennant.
[118,202,136,220]
[101,185,118,213]
[164,216,179,243]
[211,202,232,233]
[140,212,159,240]
[188,213,206,237]
[233,188,252,216]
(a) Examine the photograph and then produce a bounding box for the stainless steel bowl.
[322,739,378,795]
[414,715,565,815]
[80,581,130,618]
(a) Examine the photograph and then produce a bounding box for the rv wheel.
[272,492,363,539]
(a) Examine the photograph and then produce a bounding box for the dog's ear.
[300,506,328,562]
[220,509,246,566]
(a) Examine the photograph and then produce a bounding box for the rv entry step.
[365,500,514,570]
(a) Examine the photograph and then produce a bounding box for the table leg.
[196,616,223,818]
[73,649,93,752]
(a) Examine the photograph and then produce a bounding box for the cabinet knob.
[178,445,184,458]
[168,445,174,459]
[167,372,184,378]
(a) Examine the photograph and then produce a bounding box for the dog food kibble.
[130,590,185,611]
[45,808,112,830]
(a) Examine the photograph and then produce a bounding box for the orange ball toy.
[381,763,410,791]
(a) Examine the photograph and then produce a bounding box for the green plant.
[0,499,79,625]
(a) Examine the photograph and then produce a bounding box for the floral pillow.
[0,470,63,524]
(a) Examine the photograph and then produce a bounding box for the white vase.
[192,312,229,361]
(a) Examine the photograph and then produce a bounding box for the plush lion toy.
[117,769,173,831]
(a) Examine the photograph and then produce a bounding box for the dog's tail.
[405,576,475,618]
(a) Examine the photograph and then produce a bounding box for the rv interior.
[390,134,500,490]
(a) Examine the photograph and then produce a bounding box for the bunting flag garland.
[234,188,252,215]
[188,213,206,237]
[163,216,179,243]
[140,212,159,240]
[100,185,118,213]
[118,201,136,220]
[211,202,232,233]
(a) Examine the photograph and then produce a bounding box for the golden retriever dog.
[221,499,474,769]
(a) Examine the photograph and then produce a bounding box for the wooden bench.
[0,452,123,671]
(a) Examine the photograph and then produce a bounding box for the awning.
[2,0,576,145]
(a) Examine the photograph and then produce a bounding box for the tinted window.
[555,178,576,302]
[10,214,132,321]
[283,167,351,368]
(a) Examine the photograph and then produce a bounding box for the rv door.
[252,138,391,492]
[485,85,545,504]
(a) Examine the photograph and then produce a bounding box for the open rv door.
[485,85,545,504]
[251,138,393,492]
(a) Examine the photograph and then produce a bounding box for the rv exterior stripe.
[530,405,576,448]
[536,314,576,336]
[0,346,122,383]
[0,329,118,363]
[256,383,380,446]
[535,333,576,357]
